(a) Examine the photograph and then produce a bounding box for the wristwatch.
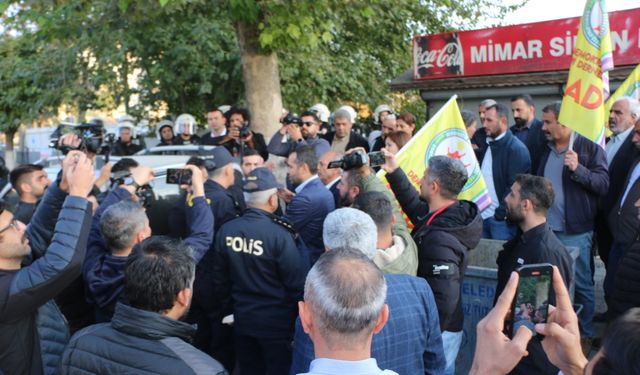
[123,176,141,191]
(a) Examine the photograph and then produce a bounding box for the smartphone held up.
[505,263,553,339]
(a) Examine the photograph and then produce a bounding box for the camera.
[238,123,251,139]
[328,150,386,170]
[328,150,369,170]
[49,122,113,155]
[166,168,193,185]
[110,170,155,208]
[281,112,302,126]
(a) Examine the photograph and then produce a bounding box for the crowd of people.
[1,95,640,375]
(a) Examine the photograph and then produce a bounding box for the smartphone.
[166,168,192,185]
[505,263,553,338]
[368,151,386,167]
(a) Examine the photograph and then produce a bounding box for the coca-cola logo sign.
[414,32,464,78]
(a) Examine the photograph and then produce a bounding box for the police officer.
[212,168,307,375]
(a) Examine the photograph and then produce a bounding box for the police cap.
[243,167,282,192]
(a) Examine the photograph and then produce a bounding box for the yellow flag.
[378,96,491,212]
[605,64,640,112]
[558,0,614,148]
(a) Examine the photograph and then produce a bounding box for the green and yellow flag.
[605,64,640,113]
[377,96,491,217]
[558,0,614,148]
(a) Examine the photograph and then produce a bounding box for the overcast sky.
[484,0,639,26]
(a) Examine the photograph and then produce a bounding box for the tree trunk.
[235,21,283,139]
[4,128,17,170]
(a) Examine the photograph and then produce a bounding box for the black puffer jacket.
[386,168,482,332]
[59,303,228,374]
[611,241,640,319]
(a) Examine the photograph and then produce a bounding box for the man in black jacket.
[536,101,609,344]
[510,94,546,170]
[60,236,227,374]
[0,151,94,375]
[382,151,482,375]
[496,174,573,374]
[321,108,369,154]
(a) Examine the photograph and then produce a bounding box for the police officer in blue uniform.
[213,168,308,375]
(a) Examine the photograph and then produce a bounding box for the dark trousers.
[235,333,292,375]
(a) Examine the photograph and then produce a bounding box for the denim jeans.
[442,330,463,375]
[554,231,595,338]
[482,217,517,241]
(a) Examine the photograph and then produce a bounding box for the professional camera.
[49,122,113,155]
[327,150,386,171]
[238,122,251,139]
[280,112,302,126]
[328,150,370,170]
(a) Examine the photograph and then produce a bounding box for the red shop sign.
[413,8,640,80]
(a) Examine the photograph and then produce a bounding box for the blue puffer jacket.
[0,184,92,375]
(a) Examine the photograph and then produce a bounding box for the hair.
[591,307,640,374]
[293,146,318,174]
[125,236,195,313]
[542,101,562,119]
[226,107,251,124]
[207,106,224,115]
[186,156,206,169]
[244,188,277,208]
[514,174,555,214]
[352,191,393,232]
[100,200,148,252]
[342,168,366,192]
[511,94,535,107]
[111,158,139,175]
[300,110,321,124]
[9,164,44,195]
[333,109,352,123]
[486,102,510,121]
[304,247,387,345]
[397,111,416,126]
[460,109,478,129]
[479,99,497,108]
[323,208,378,259]
[618,96,640,119]
[386,131,411,150]
[242,148,261,159]
[427,156,468,199]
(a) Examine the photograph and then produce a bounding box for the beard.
[338,193,354,208]
[513,117,527,128]
[505,205,525,224]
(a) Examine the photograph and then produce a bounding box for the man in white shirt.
[297,248,397,375]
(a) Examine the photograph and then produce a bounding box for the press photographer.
[82,162,213,322]
[216,107,268,160]
[267,110,330,158]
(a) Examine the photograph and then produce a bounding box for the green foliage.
[2,0,520,130]
[0,34,74,148]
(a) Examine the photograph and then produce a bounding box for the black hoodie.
[386,168,483,332]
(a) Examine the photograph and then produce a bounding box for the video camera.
[49,122,115,155]
[328,150,385,171]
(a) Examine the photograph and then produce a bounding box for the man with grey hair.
[321,109,369,154]
[382,152,482,375]
[595,96,640,286]
[212,167,307,375]
[291,207,445,374]
[83,163,213,322]
[297,247,395,375]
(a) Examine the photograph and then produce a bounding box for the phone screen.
[368,151,386,167]
[508,264,552,338]
[166,169,192,185]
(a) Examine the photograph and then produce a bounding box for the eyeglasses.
[300,121,316,127]
[0,219,19,235]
